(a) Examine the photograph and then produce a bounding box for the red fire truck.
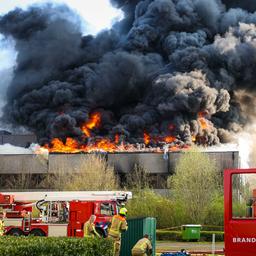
[0,191,132,237]
[224,168,256,256]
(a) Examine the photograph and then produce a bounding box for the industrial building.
[0,140,239,188]
[0,134,240,188]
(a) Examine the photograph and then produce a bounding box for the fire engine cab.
[224,169,256,256]
[0,191,132,237]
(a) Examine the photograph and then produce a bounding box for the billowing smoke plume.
[1,0,256,147]
[222,0,256,12]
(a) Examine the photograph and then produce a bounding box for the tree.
[125,164,150,189]
[168,148,220,224]
[40,154,119,190]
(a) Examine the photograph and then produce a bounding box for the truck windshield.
[232,173,256,219]
[100,203,115,216]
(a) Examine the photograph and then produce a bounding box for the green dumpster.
[181,224,202,241]
[120,217,156,256]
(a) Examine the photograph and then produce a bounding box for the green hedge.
[156,230,182,241]
[200,231,224,241]
[157,230,224,242]
[0,236,113,256]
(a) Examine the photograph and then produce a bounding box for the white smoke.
[200,122,256,168]
[0,143,32,154]
[29,143,49,158]
[204,123,256,168]
[237,124,256,168]
[0,143,48,159]
[202,143,238,152]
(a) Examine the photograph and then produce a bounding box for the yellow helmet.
[119,207,128,216]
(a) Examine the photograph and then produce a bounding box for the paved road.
[156,241,224,253]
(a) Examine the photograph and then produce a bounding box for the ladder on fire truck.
[0,191,132,203]
[0,191,132,224]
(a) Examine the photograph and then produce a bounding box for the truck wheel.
[8,228,24,236]
[30,229,46,236]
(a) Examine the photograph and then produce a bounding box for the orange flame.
[42,115,197,153]
[168,145,180,151]
[199,118,208,130]
[164,136,176,143]
[115,134,120,144]
[81,112,101,137]
[84,138,117,152]
[144,132,150,145]
[43,135,193,153]
[198,111,208,130]
[45,138,80,153]
[44,137,120,153]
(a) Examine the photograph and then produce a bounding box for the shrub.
[200,231,224,242]
[156,230,182,241]
[40,154,119,190]
[0,236,113,256]
[126,189,178,228]
[204,193,224,226]
[125,164,150,189]
[156,230,224,242]
[168,149,220,224]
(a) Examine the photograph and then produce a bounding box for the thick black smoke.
[222,0,256,12]
[1,0,256,147]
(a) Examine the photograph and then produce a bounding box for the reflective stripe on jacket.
[108,215,128,239]
[132,238,152,254]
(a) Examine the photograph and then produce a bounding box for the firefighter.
[0,220,4,236]
[0,212,5,237]
[131,234,152,256]
[84,215,100,238]
[108,207,128,256]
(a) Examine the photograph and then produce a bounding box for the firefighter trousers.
[108,235,121,256]
[113,239,121,256]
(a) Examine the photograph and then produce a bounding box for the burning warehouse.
[0,0,254,188]
[0,133,240,188]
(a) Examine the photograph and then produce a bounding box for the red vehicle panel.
[68,201,94,237]
[30,224,48,236]
[224,169,256,256]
